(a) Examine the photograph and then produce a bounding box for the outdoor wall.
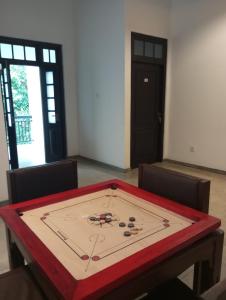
[167,0,226,170]
[76,0,125,168]
[0,91,9,201]
[0,0,78,157]
[124,0,172,168]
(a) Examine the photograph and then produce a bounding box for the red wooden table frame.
[0,179,222,300]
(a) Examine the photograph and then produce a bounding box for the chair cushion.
[0,266,45,300]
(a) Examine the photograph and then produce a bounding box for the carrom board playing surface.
[0,179,221,300]
[21,187,194,279]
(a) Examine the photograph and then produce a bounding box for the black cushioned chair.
[138,164,211,299]
[7,159,78,204]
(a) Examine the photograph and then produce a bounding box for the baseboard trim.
[70,155,130,173]
[0,199,9,207]
[164,159,226,175]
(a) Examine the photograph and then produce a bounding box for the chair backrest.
[138,164,210,213]
[7,159,78,204]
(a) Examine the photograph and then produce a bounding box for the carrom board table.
[0,179,224,300]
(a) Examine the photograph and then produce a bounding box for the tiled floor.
[0,158,225,289]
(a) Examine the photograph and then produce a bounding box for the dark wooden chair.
[7,159,78,204]
[138,164,210,213]
[138,164,212,298]
[3,159,78,299]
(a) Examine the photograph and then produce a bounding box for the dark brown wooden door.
[131,62,164,168]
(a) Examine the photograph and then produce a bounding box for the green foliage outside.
[10,65,32,144]
[10,65,29,116]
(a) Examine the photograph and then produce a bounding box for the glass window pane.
[0,43,13,59]
[43,49,49,62]
[145,42,154,57]
[13,45,24,60]
[134,40,143,56]
[48,112,56,124]
[3,69,8,82]
[48,98,55,111]
[155,44,163,59]
[25,46,36,61]
[50,50,56,63]
[46,71,54,84]
[47,85,54,97]
[7,145,11,160]
[5,84,9,98]
[6,98,10,112]
[7,113,12,127]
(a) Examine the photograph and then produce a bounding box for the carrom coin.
[124,231,131,237]
[119,222,126,227]
[131,228,139,231]
[81,255,89,260]
[105,216,112,222]
[92,256,100,261]
[128,223,134,228]
[100,214,106,220]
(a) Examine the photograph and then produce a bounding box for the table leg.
[5,228,25,269]
[193,229,224,294]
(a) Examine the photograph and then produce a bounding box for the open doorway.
[0,36,67,169]
[10,65,45,168]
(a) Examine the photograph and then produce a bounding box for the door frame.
[0,61,19,168]
[0,36,67,168]
[130,32,167,168]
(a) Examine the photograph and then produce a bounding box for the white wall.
[167,0,226,170]
[124,0,172,168]
[0,91,9,201]
[0,0,78,157]
[77,0,125,168]
[2,0,225,172]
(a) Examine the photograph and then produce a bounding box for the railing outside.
[15,116,32,144]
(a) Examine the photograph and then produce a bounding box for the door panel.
[131,63,163,168]
[41,66,66,162]
[0,63,18,168]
